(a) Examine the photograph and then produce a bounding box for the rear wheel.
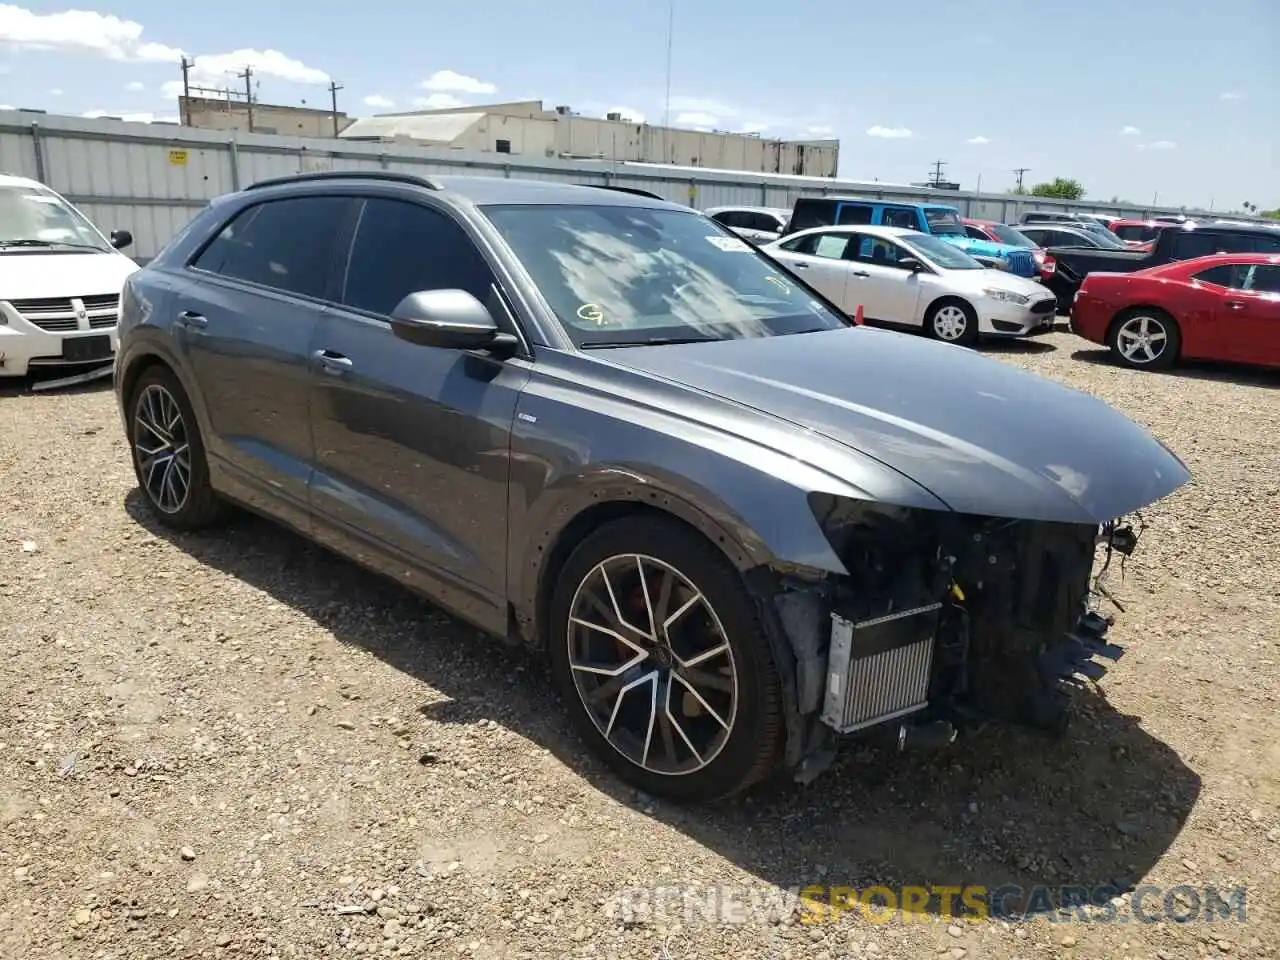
[925,299,979,347]
[1108,308,1180,370]
[127,365,228,529]
[547,515,785,802]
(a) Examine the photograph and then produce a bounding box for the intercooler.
[821,603,940,733]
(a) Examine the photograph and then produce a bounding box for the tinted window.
[989,224,1036,247]
[1192,264,1243,288]
[746,212,783,232]
[342,198,496,316]
[788,198,837,232]
[964,225,989,240]
[193,196,351,298]
[835,203,873,225]
[853,236,911,267]
[1248,265,1280,293]
[1171,232,1235,260]
[711,210,746,228]
[883,207,918,229]
[1249,233,1280,253]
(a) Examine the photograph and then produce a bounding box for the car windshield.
[0,184,112,251]
[482,204,850,347]
[898,232,985,270]
[1082,224,1128,248]
[989,224,1037,247]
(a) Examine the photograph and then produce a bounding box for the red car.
[1069,253,1280,370]
[962,219,1054,282]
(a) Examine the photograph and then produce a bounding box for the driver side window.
[851,237,910,269]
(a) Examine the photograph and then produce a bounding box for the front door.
[1214,264,1280,367]
[843,233,925,326]
[172,194,354,529]
[307,196,531,634]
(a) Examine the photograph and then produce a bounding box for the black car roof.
[240,170,686,210]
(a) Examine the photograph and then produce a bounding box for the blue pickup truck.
[782,196,1040,279]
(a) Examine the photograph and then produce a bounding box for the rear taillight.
[1041,254,1056,277]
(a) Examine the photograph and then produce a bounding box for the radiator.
[821,603,940,734]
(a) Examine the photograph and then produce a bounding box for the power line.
[928,159,947,186]
[328,79,344,137]
[237,65,254,133]
[1012,167,1031,191]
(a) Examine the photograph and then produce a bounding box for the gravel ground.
[1,330,1278,960]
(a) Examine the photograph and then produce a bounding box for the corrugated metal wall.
[1,110,1199,259]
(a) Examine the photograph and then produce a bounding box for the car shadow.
[978,338,1057,356]
[123,489,1201,919]
[0,368,115,397]
[1071,347,1280,388]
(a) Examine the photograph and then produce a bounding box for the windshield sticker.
[576,303,609,325]
[705,234,752,252]
[763,275,792,294]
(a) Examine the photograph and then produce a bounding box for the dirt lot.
[1,330,1278,960]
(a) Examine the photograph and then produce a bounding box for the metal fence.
[2,110,1201,260]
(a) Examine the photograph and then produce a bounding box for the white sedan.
[759,224,1059,345]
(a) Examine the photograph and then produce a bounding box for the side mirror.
[898,256,923,272]
[110,229,133,250]
[389,289,519,353]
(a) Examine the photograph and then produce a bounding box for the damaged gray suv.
[114,171,1190,802]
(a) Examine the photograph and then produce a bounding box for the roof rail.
[589,184,667,201]
[244,170,443,192]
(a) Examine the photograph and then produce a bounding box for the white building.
[337,100,839,178]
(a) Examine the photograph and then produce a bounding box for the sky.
[0,0,1276,211]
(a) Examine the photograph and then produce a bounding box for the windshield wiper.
[0,239,104,251]
[580,336,720,349]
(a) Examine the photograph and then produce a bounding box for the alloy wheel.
[1115,314,1168,365]
[932,305,969,341]
[133,383,192,514]
[566,553,739,777]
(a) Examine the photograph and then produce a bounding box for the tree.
[1031,177,1086,200]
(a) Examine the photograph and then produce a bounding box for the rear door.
[307,195,532,630]
[768,230,855,309]
[174,193,355,529]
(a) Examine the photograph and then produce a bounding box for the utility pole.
[928,159,947,186]
[661,0,675,164]
[237,65,254,133]
[179,56,194,126]
[1012,167,1030,192]
[328,79,344,137]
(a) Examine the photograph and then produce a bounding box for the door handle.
[313,349,353,374]
[851,270,871,278]
[1226,300,1246,311]
[792,262,811,269]
[177,310,208,328]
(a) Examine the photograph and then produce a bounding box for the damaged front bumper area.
[765,495,1144,784]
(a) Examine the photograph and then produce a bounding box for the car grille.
[1030,298,1057,315]
[821,603,939,733]
[1003,249,1038,278]
[6,294,120,332]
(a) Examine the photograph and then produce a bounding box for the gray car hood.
[602,327,1190,524]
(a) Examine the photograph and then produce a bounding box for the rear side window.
[787,199,837,232]
[341,198,497,316]
[1170,231,1249,260]
[1191,264,1246,288]
[192,196,352,299]
[836,203,873,225]
[1248,265,1280,293]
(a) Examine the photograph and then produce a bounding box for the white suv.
[0,174,140,378]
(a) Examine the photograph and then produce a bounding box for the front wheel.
[925,299,979,347]
[1108,308,1180,370]
[547,515,785,803]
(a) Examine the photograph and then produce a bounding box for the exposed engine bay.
[763,496,1145,784]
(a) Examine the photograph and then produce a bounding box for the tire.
[127,364,228,529]
[547,515,785,803]
[925,298,979,347]
[1107,308,1180,370]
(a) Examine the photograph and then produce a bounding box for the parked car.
[1077,213,1123,231]
[961,219,1052,281]
[1057,220,1132,246]
[1070,253,1280,370]
[1018,210,1082,225]
[784,197,1040,278]
[114,171,1189,802]
[1047,220,1280,313]
[761,224,1060,344]
[704,206,790,246]
[0,173,138,378]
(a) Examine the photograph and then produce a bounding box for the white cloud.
[363,94,395,109]
[676,111,718,128]
[189,48,328,85]
[1221,91,1243,101]
[48,87,63,96]
[866,125,912,139]
[807,124,834,136]
[1147,140,1176,150]
[967,135,989,145]
[160,79,184,99]
[0,4,182,61]
[413,93,465,110]
[126,80,145,92]
[82,109,179,124]
[419,70,496,95]
[0,104,13,110]
[605,105,644,123]
[1121,125,1141,136]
